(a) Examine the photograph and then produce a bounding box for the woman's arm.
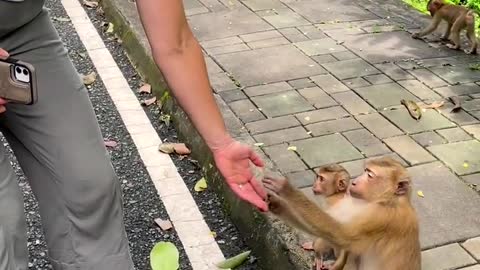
[136,0,229,150]
[135,0,268,211]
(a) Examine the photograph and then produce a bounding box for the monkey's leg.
[465,17,477,54]
[447,16,464,50]
[412,14,442,39]
[330,249,348,270]
[442,22,452,40]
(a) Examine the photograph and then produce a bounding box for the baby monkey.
[302,164,350,270]
[412,0,477,54]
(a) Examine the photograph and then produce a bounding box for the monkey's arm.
[412,13,443,38]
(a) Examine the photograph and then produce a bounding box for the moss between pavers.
[99,0,313,269]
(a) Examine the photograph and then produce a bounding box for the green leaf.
[150,242,179,270]
[106,22,114,33]
[194,177,207,192]
[216,250,251,269]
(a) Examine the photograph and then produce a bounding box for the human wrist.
[207,133,235,152]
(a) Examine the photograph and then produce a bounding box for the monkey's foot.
[302,241,314,250]
[411,33,420,39]
[446,44,461,50]
[464,48,477,55]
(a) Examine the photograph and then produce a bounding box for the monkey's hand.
[262,172,295,198]
[411,32,421,39]
[302,241,314,250]
[265,192,285,215]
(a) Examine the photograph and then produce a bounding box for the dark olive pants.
[0,1,135,269]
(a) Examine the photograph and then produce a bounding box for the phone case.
[0,57,37,105]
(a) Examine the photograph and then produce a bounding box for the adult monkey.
[263,157,421,270]
[412,0,478,54]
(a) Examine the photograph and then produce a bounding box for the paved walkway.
[184,0,480,268]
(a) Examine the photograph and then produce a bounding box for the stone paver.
[411,131,447,147]
[462,237,480,260]
[331,91,376,115]
[189,8,272,41]
[294,134,364,167]
[298,86,338,109]
[428,140,480,175]
[311,74,350,94]
[354,82,419,109]
[251,90,313,117]
[245,115,300,134]
[285,170,316,189]
[285,0,378,23]
[343,129,391,157]
[384,135,435,165]
[436,127,472,142]
[263,143,307,173]
[294,38,347,56]
[182,0,480,267]
[340,31,454,63]
[253,126,311,146]
[244,81,292,97]
[409,162,480,248]
[215,45,326,87]
[323,58,380,80]
[355,113,403,139]
[421,244,476,270]
[430,65,480,84]
[382,108,456,134]
[305,117,362,136]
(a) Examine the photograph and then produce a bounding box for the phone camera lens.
[22,69,28,75]
[15,67,21,73]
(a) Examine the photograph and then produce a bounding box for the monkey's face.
[428,0,443,16]
[349,165,393,201]
[312,173,336,196]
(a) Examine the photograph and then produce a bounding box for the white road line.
[60,1,227,269]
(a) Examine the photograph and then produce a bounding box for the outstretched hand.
[212,139,268,212]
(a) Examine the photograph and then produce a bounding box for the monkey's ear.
[338,179,347,191]
[395,181,410,196]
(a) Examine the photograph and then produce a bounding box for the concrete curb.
[98,0,313,269]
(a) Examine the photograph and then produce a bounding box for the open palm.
[212,140,268,212]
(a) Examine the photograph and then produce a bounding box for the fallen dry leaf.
[463,162,469,168]
[173,143,191,155]
[141,96,157,107]
[158,143,191,155]
[104,140,118,148]
[417,190,425,198]
[158,143,175,154]
[154,218,173,231]
[287,146,297,151]
[138,83,152,94]
[400,99,422,120]
[83,0,98,8]
[450,96,462,113]
[254,143,264,147]
[82,72,97,85]
[422,100,445,110]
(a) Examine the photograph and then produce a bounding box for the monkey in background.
[301,164,351,270]
[412,0,477,54]
[263,157,421,270]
